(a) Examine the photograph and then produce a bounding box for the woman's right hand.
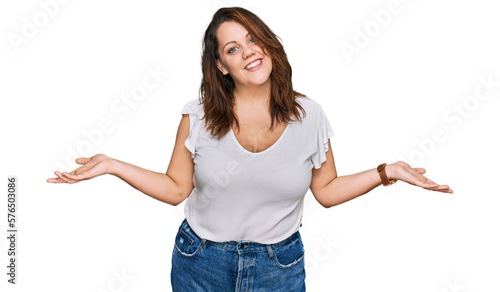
[46,154,114,184]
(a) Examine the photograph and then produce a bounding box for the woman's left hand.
[386,161,453,193]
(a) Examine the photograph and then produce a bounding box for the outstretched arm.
[310,140,452,208]
[47,114,195,206]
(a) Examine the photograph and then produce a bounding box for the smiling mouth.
[245,59,262,70]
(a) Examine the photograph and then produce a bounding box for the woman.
[47,7,452,291]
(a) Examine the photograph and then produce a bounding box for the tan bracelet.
[377,163,397,186]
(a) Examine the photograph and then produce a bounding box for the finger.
[425,179,439,186]
[56,171,75,183]
[425,185,447,191]
[410,175,439,188]
[55,171,77,184]
[63,171,87,181]
[53,171,71,184]
[430,187,453,193]
[75,157,91,165]
[419,180,440,188]
[424,184,453,193]
[67,169,83,176]
[436,185,452,192]
[61,171,81,183]
[423,181,446,188]
[413,168,426,174]
[47,177,67,183]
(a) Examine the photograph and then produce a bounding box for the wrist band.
[377,163,397,186]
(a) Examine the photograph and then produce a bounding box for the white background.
[1,0,499,291]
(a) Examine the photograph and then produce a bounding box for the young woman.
[47,7,452,291]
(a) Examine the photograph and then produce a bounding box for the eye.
[249,37,255,44]
[228,46,237,54]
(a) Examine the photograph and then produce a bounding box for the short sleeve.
[181,99,202,159]
[311,104,335,169]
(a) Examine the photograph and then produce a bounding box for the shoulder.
[295,96,324,118]
[181,98,203,116]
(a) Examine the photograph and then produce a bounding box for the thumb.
[75,157,91,164]
[413,168,426,174]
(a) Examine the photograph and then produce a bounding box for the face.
[215,21,272,90]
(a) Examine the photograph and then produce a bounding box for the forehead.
[216,21,249,45]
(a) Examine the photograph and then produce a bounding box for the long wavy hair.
[199,7,307,139]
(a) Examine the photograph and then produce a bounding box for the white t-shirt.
[181,96,335,244]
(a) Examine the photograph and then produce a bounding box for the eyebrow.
[222,32,250,51]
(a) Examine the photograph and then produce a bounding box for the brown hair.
[199,7,307,139]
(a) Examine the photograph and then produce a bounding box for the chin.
[248,79,270,87]
[250,72,272,85]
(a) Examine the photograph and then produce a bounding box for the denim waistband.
[179,219,301,257]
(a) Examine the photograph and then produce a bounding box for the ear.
[216,59,228,75]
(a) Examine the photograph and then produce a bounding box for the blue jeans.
[171,219,306,291]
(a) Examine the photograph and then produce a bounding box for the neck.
[233,79,271,107]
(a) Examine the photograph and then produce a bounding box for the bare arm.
[111,113,195,205]
[109,158,187,205]
[310,140,452,208]
[47,114,195,206]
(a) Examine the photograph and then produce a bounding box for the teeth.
[245,59,262,70]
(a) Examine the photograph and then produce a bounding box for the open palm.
[389,161,453,193]
[46,154,112,184]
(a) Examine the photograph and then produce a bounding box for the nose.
[241,44,255,59]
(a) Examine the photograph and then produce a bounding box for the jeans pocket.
[272,233,305,269]
[173,228,203,258]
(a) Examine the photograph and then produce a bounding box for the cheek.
[262,48,272,60]
[265,57,273,72]
[226,59,240,73]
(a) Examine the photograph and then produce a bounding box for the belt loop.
[266,245,274,259]
[201,239,207,249]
